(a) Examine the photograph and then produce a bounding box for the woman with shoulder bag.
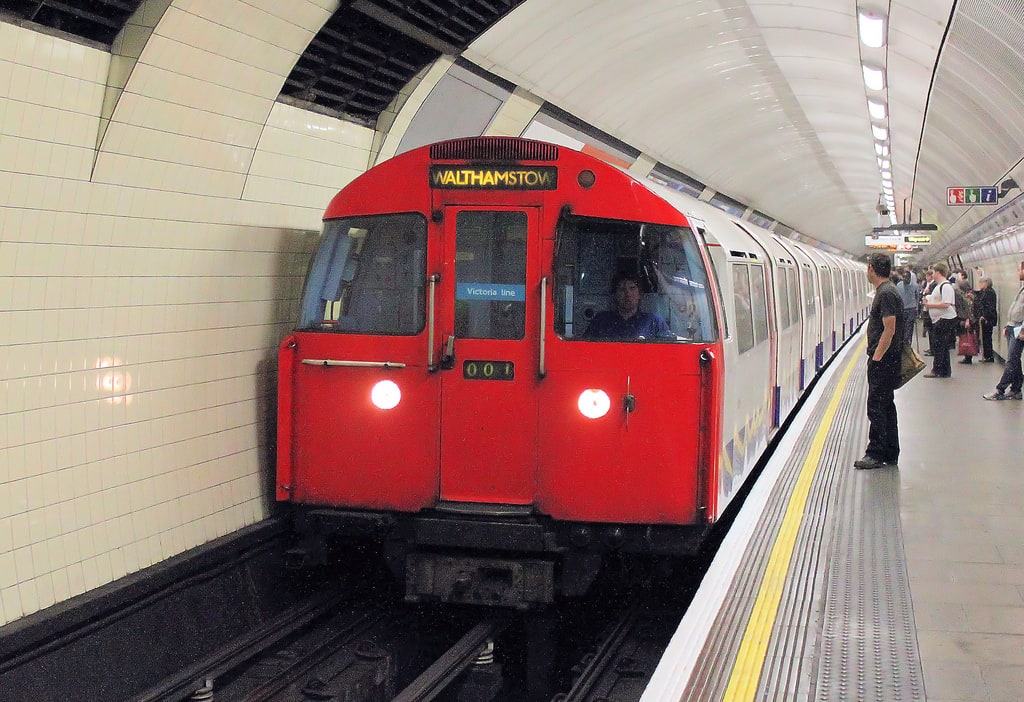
[958,279,979,364]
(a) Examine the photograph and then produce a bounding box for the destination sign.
[947,186,997,205]
[905,234,931,245]
[456,283,526,301]
[430,165,557,190]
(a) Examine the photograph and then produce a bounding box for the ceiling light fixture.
[862,64,885,91]
[868,99,887,119]
[872,125,888,140]
[858,10,887,48]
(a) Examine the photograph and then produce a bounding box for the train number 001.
[462,360,515,381]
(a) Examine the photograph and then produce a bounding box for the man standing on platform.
[982,260,1024,401]
[855,253,904,470]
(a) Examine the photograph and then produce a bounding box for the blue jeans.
[996,327,1024,393]
[902,308,917,345]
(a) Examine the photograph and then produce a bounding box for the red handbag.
[958,330,979,356]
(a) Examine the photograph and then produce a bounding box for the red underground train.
[276,136,866,609]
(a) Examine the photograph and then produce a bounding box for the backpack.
[944,281,970,321]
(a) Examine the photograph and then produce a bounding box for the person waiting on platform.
[896,268,919,346]
[922,261,958,378]
[584,271,672,340]
[982,260,1024,401]
[854,253,904,471]
[974,276,998,363]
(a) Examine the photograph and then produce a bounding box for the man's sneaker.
[1010,391,1023,400]
[854,455,886,470]
[983,390,1012,400]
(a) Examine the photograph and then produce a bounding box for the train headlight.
[577,389,611,419]
[371,380,401,410]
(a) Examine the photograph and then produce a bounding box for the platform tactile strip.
[680,348,926,701]
[813,468,925,701]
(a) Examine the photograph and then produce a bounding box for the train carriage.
[276,136,865,609]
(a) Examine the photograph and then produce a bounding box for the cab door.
[437,207,540,504]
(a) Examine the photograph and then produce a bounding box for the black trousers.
[865,358,899,464]
[929,318,957,376]
[980,319,996,360]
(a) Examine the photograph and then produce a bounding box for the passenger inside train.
[554,216,717,342]
[582,271,672,339]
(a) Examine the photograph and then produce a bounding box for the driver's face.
[615,280,641,315]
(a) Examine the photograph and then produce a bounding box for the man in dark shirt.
[585,272,673,340]
[855,253,904,470]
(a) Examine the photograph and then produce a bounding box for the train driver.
[584,271,673,340]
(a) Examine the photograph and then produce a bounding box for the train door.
[437,207,540,504]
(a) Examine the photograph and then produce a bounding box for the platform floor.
[642,328,1024,702]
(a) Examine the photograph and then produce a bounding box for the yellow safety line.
[721,339,865,701]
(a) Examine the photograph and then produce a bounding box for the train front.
[277,137,724,609]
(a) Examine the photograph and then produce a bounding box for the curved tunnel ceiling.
[466,0,1024,258]
[5,0,1024,258]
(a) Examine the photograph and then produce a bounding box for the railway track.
[120,551,705,702]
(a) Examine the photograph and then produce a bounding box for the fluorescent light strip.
[862,64,885,91]
[859,11,886,48]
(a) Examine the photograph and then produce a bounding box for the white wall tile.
[1,16,366,627]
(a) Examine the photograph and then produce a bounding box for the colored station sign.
[865,234,901,248]
[947,186,997,205]
[904,234,931,245]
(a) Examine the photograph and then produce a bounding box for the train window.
[732,265,755,353]
[787,268,800,327]
[820,267,834,308]
[749,264,768,345]
[802,266,815,316]
[778,268,791,329]
[553,217,718,342]
[454,210,527,340]
[299,213,427,334]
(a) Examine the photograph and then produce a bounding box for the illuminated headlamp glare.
[578,389,611,419]
[371,380,401,410]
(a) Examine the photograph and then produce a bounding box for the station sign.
[947,186,997,205]
[904,234,931,245]
[865,236,918,251]
[865,234,901,249]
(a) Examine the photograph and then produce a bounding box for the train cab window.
[454,210,527,340]
[553,216,717,342]
[298,213,427,334]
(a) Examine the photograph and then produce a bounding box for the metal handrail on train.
[427,273,439,371]
[300,359,407,368]
[539,276,549,377]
